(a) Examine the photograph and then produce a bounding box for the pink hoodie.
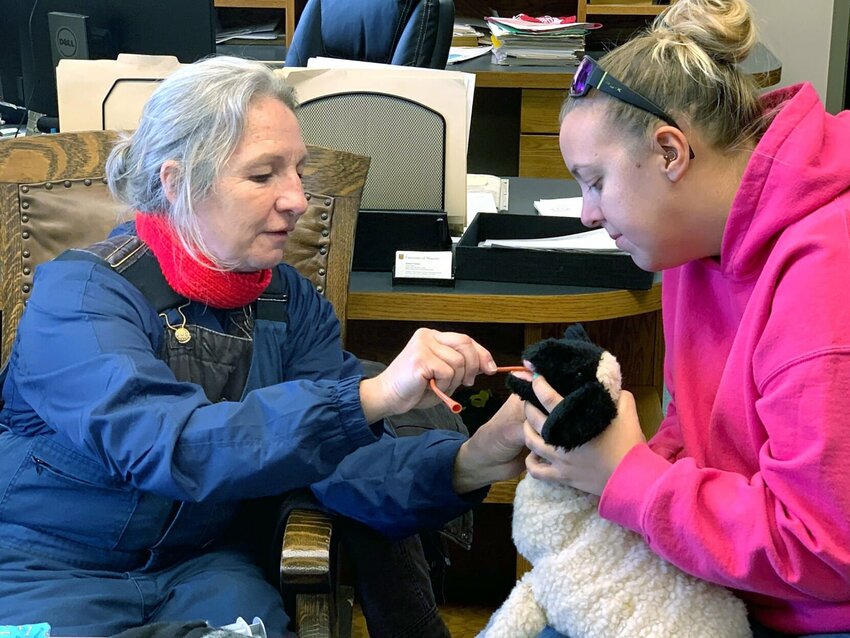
[599,83,850,634]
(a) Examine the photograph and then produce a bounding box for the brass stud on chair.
[21,201,29,210]
[20,185,29,194]
[21,215,28,223]
[45,182,53,190]
[64,181,72,188]
[22,231,29,239]
[324,198,331,206]
[84,179,92,186]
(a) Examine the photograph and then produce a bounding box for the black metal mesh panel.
[298,92,445,212]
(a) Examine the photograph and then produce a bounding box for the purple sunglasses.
[571,55,695,160]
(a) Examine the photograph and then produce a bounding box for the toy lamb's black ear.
[563,323,591,343]
[505,374,546,414]
[541,379,617,451]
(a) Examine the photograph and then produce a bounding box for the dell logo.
[56,27,77,57]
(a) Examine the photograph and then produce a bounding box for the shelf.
[585,5,668,15]
[213,0,295,46]
[214,0,288,7]
[578,0,676,20]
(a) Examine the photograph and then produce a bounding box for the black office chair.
[285,0,454,69]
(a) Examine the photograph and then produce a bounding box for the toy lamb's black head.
[506,324,621,451]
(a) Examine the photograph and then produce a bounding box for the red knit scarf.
[135,212,272,309]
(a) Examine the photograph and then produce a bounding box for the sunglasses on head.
[570,55,695,160]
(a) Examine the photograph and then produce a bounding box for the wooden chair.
[279,147,370,638]
[0,130,370,638]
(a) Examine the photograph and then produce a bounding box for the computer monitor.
[10,0,216,118]
[0,1,27,106]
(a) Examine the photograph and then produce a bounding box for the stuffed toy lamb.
[478,325,752,638]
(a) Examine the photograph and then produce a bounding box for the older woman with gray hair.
[0,56,527,636]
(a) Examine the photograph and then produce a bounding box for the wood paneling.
[353,603,498,637]
[484,478,519,505]
[520,89,566,134]
[519,134,571,178]
[348,284,660,324]
[585,3,671,16]
[471,69,573,90]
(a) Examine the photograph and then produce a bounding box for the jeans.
[340,517,450,638]
[0,544,291,637]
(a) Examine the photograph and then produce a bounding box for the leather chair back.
[285,0,455,69]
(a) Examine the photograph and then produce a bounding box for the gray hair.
[105,55,298,265]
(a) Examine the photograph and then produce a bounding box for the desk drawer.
[519,134,572,179]
[521,89,566,134]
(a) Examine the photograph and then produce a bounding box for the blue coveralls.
[0,233,479,636]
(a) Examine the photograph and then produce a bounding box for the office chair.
[0,131,370,638]
[298,91,445,216]
[285,0,455,69]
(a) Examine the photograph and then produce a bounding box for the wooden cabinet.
[213,0,299,46]
[578,0,679,20]
[519,89,570,178]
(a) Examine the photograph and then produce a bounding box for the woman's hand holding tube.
[359,328,497,423]
[523,374,645,496]
[452,394,528,494]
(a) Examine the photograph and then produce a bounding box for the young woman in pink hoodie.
[525,1,850,636]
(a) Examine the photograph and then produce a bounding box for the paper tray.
[353,210,451,272]
[455,213,653,290]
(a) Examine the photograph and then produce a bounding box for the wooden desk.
[348,272,664,430]
[456,43,783,178]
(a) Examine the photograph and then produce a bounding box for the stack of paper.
[447,46,493,65]
[485,16,602,67]
[452,22,486,47]
[216,20,281,44]
[534,197,583,217]
[478,228,619,252]
[468,173,509,212]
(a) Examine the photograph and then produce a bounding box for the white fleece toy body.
[479,326,752,638]
[478,476,752,638]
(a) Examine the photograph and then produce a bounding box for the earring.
[664,150,677,165]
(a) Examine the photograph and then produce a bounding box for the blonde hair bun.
[653,0,757,66]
